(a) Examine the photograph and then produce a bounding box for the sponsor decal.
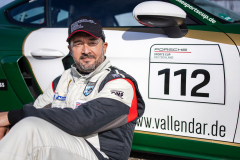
[154,48,191,60]
[137,115,226,138]
[154,48,188,52]
[149,44,225,104]
[54,95,66,101]
[219,13,233,22]
[173,0,217,24]
[54,96,66,101]
[51,91,67,108]
[76,102,81,108]
[71,19,96,33]
[111,90,124,99]
[53,92,67,101]
[84,81,96,96]
[0,79,7,91]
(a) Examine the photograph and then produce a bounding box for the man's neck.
[77,69,91,76]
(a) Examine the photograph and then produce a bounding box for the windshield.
[186,0,240,23]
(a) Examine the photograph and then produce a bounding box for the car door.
[128,1,240,158]
[6,0,69,91]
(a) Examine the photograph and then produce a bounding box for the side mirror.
[133,1,188,38]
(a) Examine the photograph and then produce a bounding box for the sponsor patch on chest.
[111,90,124,99]
[84,81,96,96]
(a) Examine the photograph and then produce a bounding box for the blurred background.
[1,0,240,14]
[210,0,240,14]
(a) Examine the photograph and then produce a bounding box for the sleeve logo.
[111,90,124,99]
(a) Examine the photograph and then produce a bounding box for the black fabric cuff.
[8,109,25,125]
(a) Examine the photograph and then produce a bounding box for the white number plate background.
[149,64,225,104]
[149,44,225,104]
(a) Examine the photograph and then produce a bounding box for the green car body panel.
[132,131,240,160]
[0,0,239,159]
[0,0,41,109]
[1,56,34,104]
[0,55,23,111]
[0,24,39,110]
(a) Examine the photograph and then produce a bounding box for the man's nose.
[82,43,90,54]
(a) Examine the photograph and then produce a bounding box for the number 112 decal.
[149,63,225,104]
[158,68,210,97]
[149,44,225,104]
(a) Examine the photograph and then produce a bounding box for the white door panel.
[105,29,240,142]
[24,28,69,91]
[234,108,240,143]
[26,57,64,91]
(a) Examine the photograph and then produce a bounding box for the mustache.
[80,54,96,59]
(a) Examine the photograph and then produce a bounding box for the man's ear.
[103,42,108,55]
[68,45,73,56]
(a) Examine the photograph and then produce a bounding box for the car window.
[115,12,143,26]
[187,0,240,23]
[48,0,198,27]
[7,0,46,27]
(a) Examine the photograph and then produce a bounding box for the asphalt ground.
[128,151,189,160]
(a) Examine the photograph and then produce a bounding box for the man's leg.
[0,117,98,160]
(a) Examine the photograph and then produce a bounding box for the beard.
[75,49,104,73]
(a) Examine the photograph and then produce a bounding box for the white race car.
[0,0,240,159]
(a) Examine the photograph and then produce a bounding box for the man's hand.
[0,112,10,140]
[0,126,9,140]
[0,112,10,127]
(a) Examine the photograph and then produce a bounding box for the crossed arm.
[0,78,138,139]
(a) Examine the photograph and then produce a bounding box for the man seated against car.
[0,16,145,160]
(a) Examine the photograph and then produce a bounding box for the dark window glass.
[48,0,197,27]
[187,0,240,23]
[185,16,198,24]
[7,0,46,27]
[62,53,74,70]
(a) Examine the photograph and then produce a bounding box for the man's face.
[68,32,108,73]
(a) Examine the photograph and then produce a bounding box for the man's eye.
[89,42,97,45]
[74,43,82,46]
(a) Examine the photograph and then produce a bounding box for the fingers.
[0,127,6,140]
[5,127,9,134]
[0,112,10,127]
